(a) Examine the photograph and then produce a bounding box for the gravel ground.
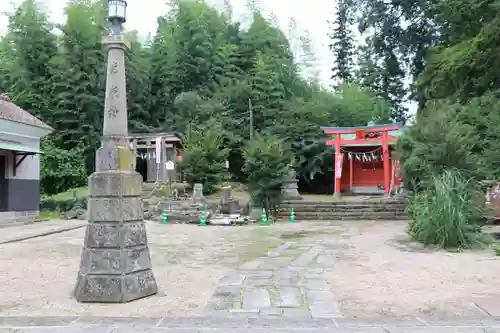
[2,219,498,319]
[0,223,260,317]
[327,221,500,319]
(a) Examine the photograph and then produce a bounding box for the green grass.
[492,243,500,256]
[39,211,63,220]
[408,170,489,250]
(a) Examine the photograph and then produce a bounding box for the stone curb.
[0,223,87,245]
[0,316,499,329]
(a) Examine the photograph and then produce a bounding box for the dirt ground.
[327,221,500,319]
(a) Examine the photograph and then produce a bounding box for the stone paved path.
[0,220,85,245]
[1,316,500,332]
[204,232,342,319]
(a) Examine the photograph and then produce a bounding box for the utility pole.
[249,98,254,139]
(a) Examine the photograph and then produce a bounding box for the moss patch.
[240,240,285,262]
[268,285,280,305]
[280,229,343,239]
[239,226,285,261]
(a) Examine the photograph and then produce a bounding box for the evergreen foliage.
[0,0,384,194]
[179,121,230,194]
[243,133,292,218]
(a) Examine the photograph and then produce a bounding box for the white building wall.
[0,121,47,226]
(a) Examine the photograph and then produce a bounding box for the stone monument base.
[74,269,158,303]
[73,145,158,303]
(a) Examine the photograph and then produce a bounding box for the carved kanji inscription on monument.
[110,60,119,74]
[109,85,119,99]
[107,105,118,118]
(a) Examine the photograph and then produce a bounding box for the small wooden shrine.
[321,122,403,196]
[128,132,183,183]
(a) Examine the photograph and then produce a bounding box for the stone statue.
[281,160,302,200]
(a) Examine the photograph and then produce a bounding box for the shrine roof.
[0,94,53,130]
[321,122,403,133]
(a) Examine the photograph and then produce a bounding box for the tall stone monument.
[73,0,158,302]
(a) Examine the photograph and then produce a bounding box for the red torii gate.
[321,123,403,196]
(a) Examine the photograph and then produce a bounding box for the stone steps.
[279,206,405,212]
[277,212,408,220]
[282,200,406,206]
[278,198,408,221]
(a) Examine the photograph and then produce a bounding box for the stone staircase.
[278,197,408,221]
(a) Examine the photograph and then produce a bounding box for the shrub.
[151,182,171,198]
[40,138,87,195]
[179,121,229,194]
[243,133,292,218]
[407,170,487,249]
[40,187,88,212]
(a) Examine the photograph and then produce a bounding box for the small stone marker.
[192,183,207,204]
[220,186,240,214]
[221,186,233,203]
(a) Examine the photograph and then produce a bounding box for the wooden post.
[249,98,254,139]
[349,155,353,192]
[160,137,166,182]
[131,139,137,171]
[334,134,341,197]
[382,131,390,195]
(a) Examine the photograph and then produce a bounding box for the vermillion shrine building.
[321,122,403,196]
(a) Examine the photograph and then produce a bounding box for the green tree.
[3,0,58,120]
[250,51,286,132]
[243,133,292,217]
[328,0,355,86]
[48,0,107,173]
[179,121,230,194]
[125,30,153,132]
[398,99,481,193]
[149,17,182,131]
